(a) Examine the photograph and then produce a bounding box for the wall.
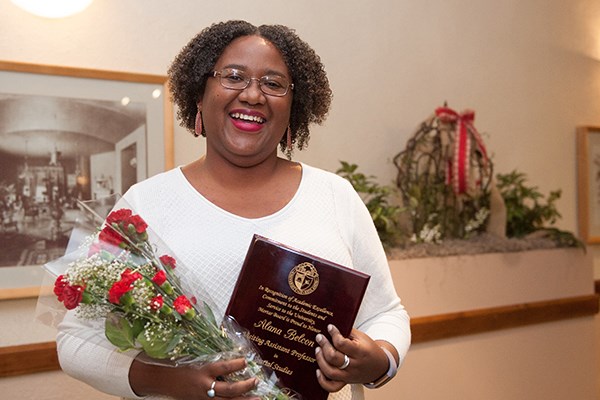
[372,317,597,400]
[370,249,598,399]
[2,0,600,230]
[1,0,600,398]
[1,250,596,400]
[4,0,600,272]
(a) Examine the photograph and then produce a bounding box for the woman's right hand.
[129,356,261,400]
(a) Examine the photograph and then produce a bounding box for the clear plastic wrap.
[38,196,297,399]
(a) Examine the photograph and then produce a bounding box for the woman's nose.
[239,78,266,104]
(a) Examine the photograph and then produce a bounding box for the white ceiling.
[0,94,146,158]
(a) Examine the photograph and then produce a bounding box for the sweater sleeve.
[56,311,144,398]
[55,183,148,398]
[334,177,411,366]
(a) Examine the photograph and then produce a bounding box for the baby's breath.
[51,208,293,400]
[130,279,155,311]
[76,303,112,320]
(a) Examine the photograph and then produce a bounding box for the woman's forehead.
[215,35,289,75]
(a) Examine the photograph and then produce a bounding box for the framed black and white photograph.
[577,125,600,244]
[0,61,173,299]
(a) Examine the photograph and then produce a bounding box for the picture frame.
[576,126,600,244]
[0,61,174,300]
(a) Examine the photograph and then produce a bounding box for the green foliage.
[104,312,138,351]
[496,170,584,249]
[336,161,402,248]
[400,171,490,243]
[337,160,583,251]
[495,170,558,237]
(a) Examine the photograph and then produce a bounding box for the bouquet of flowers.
[44,198,294,399]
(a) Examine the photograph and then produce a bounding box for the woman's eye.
[225,75,244,82]
[263,79,284,89]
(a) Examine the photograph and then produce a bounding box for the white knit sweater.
[56,163,411,400]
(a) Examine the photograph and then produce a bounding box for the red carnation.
[108,269,142,304]
[99,226,124,247]
[54,275,68,301]
[159,255,176,270]
[152,270,167,286]
[173,295,193,314]
[120,268,143,283]
[108,280,131,304]
[128,214,148,234]
[106,209,132,225]
[172,295,196,319]
[149,295,164,311]
[62,284,85,310]
[54,274,85,309]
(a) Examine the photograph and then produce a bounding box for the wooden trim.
[1,294,597,377]
[0,286,40,300]
[0,60,166,84]
[411,294,599,343]
[577,126,592,242]
[163,80,175,170]
[0,342,58,377]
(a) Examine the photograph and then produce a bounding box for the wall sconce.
[11,0,93,18]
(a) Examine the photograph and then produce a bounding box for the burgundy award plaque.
[226,235,370,400]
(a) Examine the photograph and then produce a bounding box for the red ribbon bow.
[435,106,488,194]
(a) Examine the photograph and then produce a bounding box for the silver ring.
[207,380,216,398]
[339,354,350,370]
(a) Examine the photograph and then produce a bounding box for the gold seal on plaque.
[288,262,319,295]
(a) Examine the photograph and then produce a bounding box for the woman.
[57,20,410,400]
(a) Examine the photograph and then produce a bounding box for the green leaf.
[131,318,145,339]
[203,301,218,327]
[105,312,137,351]
[336,160,402,247]
[137,329,179,359]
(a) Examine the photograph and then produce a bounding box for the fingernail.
[254,378,259,387]
[327,324,333,332]
[316,369,322,379]
[316,333,323,342]
[315,346,321,355]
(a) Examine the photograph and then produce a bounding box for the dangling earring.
[194,106,203,137]
[286,126,292,159]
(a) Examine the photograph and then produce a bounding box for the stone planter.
[364,248,598,400]
[388,247,593,318]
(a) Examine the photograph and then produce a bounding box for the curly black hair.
[168,20,332,153]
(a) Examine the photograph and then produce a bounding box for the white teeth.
[231,112,265,124]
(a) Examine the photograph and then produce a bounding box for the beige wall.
[371,317,598,400]
[1,250,596,400]
[1,1,600,399]
[5,0,600,272]
[2,0,600,248]
[376,249,598,400]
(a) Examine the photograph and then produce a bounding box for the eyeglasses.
[212,68,294,97]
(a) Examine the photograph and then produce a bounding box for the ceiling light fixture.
[11,0,93,19]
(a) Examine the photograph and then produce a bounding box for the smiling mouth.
[230,112,266,124]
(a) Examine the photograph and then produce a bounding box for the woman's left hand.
[314,324,392,392]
